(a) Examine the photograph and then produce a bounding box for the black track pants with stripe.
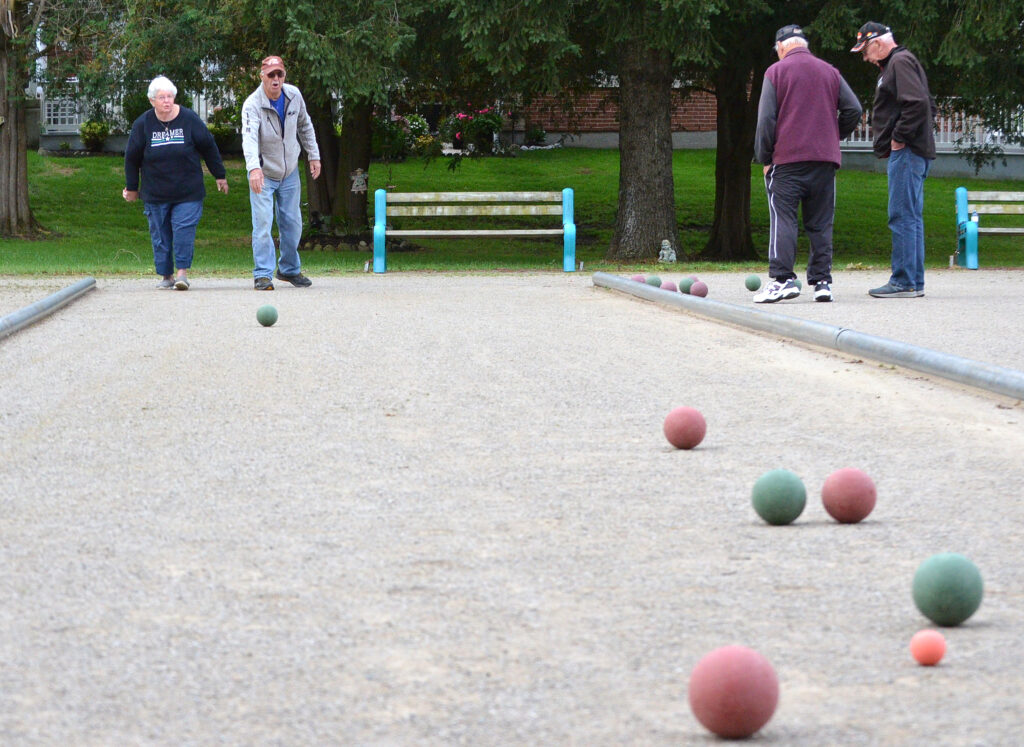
[763,161,837,284]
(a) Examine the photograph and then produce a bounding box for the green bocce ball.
[912,553,984,626]
[256,305,278,327]
[751,469,806,525]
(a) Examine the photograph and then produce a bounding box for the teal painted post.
[955,187,978,269]
[373,189,387,273]
[562,187,576,272]
[964,221,979,270]
[955,186,969,226]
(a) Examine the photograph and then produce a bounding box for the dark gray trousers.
[764,161,837,284]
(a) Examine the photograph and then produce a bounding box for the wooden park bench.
[955,187,1024,269]
[371,189,576,273]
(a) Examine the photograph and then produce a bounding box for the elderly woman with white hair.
[123,75,228,290]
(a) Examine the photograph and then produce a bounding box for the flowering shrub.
[372,112,434,159]
[413,134,441,157]
[443,107,504,153]
[405,113,430,139]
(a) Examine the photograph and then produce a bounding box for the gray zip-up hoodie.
[241,82,320,180]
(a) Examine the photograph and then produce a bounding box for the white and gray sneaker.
[156,277,175,289]
[813,281,833,302]
[753,277,800,303]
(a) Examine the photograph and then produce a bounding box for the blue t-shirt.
[270,94,286,131]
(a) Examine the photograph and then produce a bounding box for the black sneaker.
[813,281,832,302]
[254,276,274,291]
[275,270,312,287]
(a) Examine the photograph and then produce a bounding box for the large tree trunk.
[1,34,41,237]
[698,61,763,261]
[305,99,338,231]
[334,98,372,234]
[605,44,679,262]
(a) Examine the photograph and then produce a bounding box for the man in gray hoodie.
[242,55,321,290]
[754,25,862,303]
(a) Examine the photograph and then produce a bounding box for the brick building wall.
[517,88,718,134]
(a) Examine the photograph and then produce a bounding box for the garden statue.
[659,239,677,263]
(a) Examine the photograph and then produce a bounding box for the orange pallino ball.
[910,630,947,666]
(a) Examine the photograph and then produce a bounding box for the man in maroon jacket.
[754,25,862,303]
[852,22,937,298]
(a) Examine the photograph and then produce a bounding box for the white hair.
[876,32,895,45]
[778,36,809,53]
[148,76,177,100]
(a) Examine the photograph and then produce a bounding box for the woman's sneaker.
[813,281,833,302]
[753,278,800,303]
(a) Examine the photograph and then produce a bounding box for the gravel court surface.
[1,273,1023,744]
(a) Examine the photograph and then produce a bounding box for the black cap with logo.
[851,22,891,52]
[775,25,807,44]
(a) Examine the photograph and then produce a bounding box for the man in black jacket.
[852,22,936,298]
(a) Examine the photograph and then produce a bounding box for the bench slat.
[978,227,1024,234]
[386,229,564,237]
[966,191,1024,201]
[967,204,1024,215]
[385,191,563,203]
[387,204,563,217]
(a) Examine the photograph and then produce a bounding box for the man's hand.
[249,168,264,194]
[891,140,905,151]
[122,189,138,202]
[309,159,321,180]
[763,165,770,175]
[216,179,229,194]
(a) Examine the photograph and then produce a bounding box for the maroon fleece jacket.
[755,47,862,167]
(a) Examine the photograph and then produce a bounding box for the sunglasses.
[266,70,285,79]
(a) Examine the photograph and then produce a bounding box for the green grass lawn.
[1,148,1020,276]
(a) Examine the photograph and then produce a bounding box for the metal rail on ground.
[593,272,1024,401]
[0,277,97,342]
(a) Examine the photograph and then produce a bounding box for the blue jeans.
[887,148,930,291]
[250,168,303,279]
[144,200,204,276]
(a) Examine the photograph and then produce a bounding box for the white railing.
[841,110,1024,154]
[40,84,220,133]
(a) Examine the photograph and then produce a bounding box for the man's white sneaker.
[813,281,833,302]
[753,278,800,303]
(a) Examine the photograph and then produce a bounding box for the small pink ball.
[690,280,708,297]
[821,467,877,523]
[660,280,678,292]
[663,406,706,450]
[689,645,779,739]
[630,274,646,283]
[910,630,947,666]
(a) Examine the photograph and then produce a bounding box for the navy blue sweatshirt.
[755,47,863,167]
[124,107,226,203]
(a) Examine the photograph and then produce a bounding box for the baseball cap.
[261,56,286,74]
[850,22,891,52]
[775,25,806,44]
